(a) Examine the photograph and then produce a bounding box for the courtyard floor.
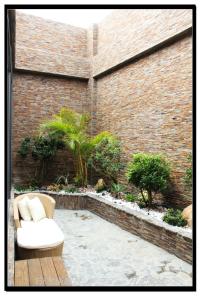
[54,209,192,286]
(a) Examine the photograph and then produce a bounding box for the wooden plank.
[40,257,60,286]
[52,256,72,286]
[27,258,45,286]
[15,260,29,286]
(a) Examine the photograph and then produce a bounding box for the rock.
[95,179,106,192]
[182,204,192,227]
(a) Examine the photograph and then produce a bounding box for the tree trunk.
[147,190,153,207]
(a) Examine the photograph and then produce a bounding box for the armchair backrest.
[14,193,56,228]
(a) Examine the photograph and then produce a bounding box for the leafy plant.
[14,184,36,192]
[110,183,126,198]
[18,137,31,158]
[183,153,192,189]
[41,108,122,187]
[64,186,78,193]
[125,193,137,202]
[18,135,64,184]
[88,132,124,185]
[127,153,171,207]
[163,208,187,227]
[41,108,93,187]
[56,174,69,185]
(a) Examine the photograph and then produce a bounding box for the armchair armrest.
[13,200,21,228]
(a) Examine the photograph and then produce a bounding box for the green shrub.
[183,153,192,189]
[163,208,187,227]
[18,137,31,158]
[18,135,64,184]
[126,153,171,207]
[125,193,137,202]
[88,132,124,184]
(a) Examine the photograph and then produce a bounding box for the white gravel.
[15,188,192,234]
[87,191,192,234]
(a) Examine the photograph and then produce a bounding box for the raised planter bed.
[14,191,192,264]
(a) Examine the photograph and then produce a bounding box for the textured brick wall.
[15,12,90,78]
[12,72,89,184]
[93,9,192,76]
[95,35,192,207]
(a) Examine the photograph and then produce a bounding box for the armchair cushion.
[27,197,46,222]
[17,218,64,249]
[18,196,32,221]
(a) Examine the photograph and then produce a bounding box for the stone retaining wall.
[85,194,192,264]
[14,191,192,264]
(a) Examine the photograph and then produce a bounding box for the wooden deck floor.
[15,256,72,286]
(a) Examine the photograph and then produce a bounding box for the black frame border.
[5,4,196,292]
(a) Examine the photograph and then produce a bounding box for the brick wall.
[93,9,192,76]
[12,72,88,184]
[15,12,90,78]
[95,35,192,207]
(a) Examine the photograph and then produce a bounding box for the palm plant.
[40,108,92,186]
[41,108,123,187]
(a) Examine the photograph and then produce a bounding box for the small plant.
[14,184,27,192]
[183,153,192,189]
[56,174,69,185]
[110,183,126,198]
[163,208,187,227]
[127,153,171,207]
[14,184,36,192]
[64,186,78,193]
[125,193,137,202]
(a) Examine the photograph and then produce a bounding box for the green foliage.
[64,186,78,193]
[18,137,31,158]
[41,108,123,187]
[88,133,124,184]
[14,184,36,192]
[110,183,126,198]
[18,135,63,184]
[31,135,62,160]
[163,208,187,227]
[41,108,92,187]
[184,153,192,189]
[127,153,171,206]
[125,193,137,202]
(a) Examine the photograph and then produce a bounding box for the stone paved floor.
[54,209,192,286]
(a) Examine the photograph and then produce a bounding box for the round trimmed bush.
[126,153,171,206]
